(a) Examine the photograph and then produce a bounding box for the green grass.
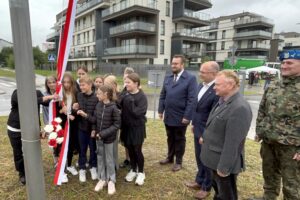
[0,116,264,199]
[0,68,15,78]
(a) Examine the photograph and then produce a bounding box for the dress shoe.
[185,181,201,190]
[159,158,173,165]
[172,164,182,172]
[194,190,210,199]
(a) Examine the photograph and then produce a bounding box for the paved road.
[0,75,45,116]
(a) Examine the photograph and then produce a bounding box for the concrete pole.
[8,0,46,199]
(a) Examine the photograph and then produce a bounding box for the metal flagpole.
[8,0,46,199]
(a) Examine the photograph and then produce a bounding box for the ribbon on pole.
[49,0,77,185]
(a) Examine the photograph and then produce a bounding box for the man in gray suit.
[200,70,252,200]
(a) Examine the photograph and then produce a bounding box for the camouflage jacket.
[256,76,300,147]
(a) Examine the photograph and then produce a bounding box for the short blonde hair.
[217,70,240,87]
[79,76,93,85]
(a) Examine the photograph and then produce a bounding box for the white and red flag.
[49,0,77,185]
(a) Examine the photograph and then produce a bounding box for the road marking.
[0,82,16,87]
[247,100,260,104]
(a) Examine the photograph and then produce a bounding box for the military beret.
[279,49,300,61]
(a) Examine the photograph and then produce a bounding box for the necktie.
[173,74,178,83]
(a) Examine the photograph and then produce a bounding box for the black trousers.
[7,130,25,177]
[126,144,144,173]
[165,125,187,164]
[212,170,238,200]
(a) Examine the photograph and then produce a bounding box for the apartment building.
[204,12,274,65]
[47,0,212,69]
[47,0,110,70]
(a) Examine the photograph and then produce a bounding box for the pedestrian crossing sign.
[48,54,56,62]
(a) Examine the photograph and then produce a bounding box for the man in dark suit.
[184,61,219,199]
[200,70,252,200]
[158,55,197,172]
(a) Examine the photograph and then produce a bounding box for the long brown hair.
[45,75,57,94]
[62,72,77,105]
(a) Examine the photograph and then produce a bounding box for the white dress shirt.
[174,69,184,82]
[197,80,215,101]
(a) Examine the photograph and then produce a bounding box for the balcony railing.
[239,43,270,49]
[182,48,205,56]
[235,17,274,26]
[69,52,96,59]
[173,29,209,39]
[46,32,60,40]
[76,0,109,15]
[183,9,210,21]
[104,45,155,55]
[110,21,156,35]
[102,0,157,17]
[234,30,272,38]
[274,34,285,40]
[75,23,95,32]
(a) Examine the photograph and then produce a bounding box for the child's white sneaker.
[61,173,68,183]
[135,172,145,186]
[94,180,106,192]
[125,170,137,182]
[90,167,97,180]
[66,166,78,176]
[108,181,116,195]
[79,169,86,182]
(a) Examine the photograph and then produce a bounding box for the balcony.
[182,48,205,57]
[185,0,212,11]
[110,21,156,37]
[233,30,272,40]
[237,43,270,52]
[273,34,285,41]
[173,9,210,27]
[103,45,156,59]
[234,17,274,28]
[102,0,158,21]
[76,0,109,15]
[69,52,96,59]
[46,32,60,41]
[172,29,209,43]
[75,23,95,32]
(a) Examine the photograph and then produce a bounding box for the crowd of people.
[6,50,300,199]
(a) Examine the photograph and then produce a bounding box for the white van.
[265,62,281,69]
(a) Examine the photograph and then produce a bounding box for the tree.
[0,47,14,67]
[33,46,47,67]
[6,54,15,69]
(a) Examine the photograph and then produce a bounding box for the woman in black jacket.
[120,73,148,186]
[7,89,55,185]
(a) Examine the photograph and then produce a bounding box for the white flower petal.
[56,125,62,131]
[44,125,54,133]
[48,132,57,140]
[54,117,62,124]
[56,137,64,144]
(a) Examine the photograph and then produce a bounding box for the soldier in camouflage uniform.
[256,49,300,200]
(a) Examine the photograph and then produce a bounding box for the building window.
[149,58,154,64]
[222,30,226,39]
[166,1,170,17]
[160,40,165,54]
[160,20,165,35]
[221,41,225,50]
[164,59,168,65]
[120,59,128,64]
